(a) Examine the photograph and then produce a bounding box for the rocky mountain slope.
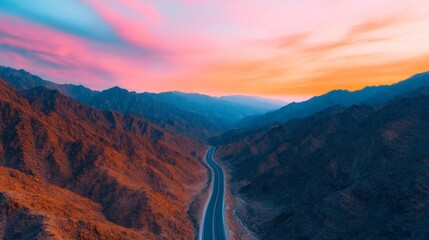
[238,72,429,128]
[0,66,224,140]
[0,78,207,239]
[0,167,141,240]
[215,87,429,239]
[0,66,282,140]
[87,86,226,141]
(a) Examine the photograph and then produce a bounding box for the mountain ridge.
[237,71,429,129]
[0,66,283,140]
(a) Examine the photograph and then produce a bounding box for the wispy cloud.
[273,54,429,95]
[85,0,162,49]
[0,0,428,99]
[0,0,118,42]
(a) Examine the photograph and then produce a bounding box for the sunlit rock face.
[0,78,207,239]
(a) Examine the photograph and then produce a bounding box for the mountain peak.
[102,86,130,95]
[109,86,127,91]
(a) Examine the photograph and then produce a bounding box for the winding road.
[200,146,228,240]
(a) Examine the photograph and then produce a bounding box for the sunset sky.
[1,0,429,101]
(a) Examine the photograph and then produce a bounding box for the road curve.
[200,146,228,240]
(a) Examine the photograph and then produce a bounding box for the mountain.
[0,66,97,103]
[218,95,286,112]
[0,66,225,140]
[238,72,429,128]
[0,66,282,140]
[214,87,429,240]
[156,92,284,124]
[88,87,227,141]
[0,78,207,239]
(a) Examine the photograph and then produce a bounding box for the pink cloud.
[1,0,429,98]
[0,15,171,90]
[85,0,164,50]
[0,16,108,83]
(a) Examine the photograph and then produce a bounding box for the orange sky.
[1,0,429,101]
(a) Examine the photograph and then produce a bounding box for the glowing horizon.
[1,0,429,101]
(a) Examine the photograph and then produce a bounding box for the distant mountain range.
[0,66,286,140]
[238,72,429,128]
[156,92,285,123]
[218,95,286,110]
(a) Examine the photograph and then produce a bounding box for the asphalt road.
[200,146,228,240]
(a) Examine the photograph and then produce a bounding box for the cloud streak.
[0,0,119,42]
[0,0,428,99]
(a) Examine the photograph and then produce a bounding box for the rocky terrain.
[215,87,429,239]
[238,72,429,128]
[0,167,141,240]
[0,78,207,239]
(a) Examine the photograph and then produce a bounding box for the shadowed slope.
[238,72,429,128]
[216,88,429,239]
